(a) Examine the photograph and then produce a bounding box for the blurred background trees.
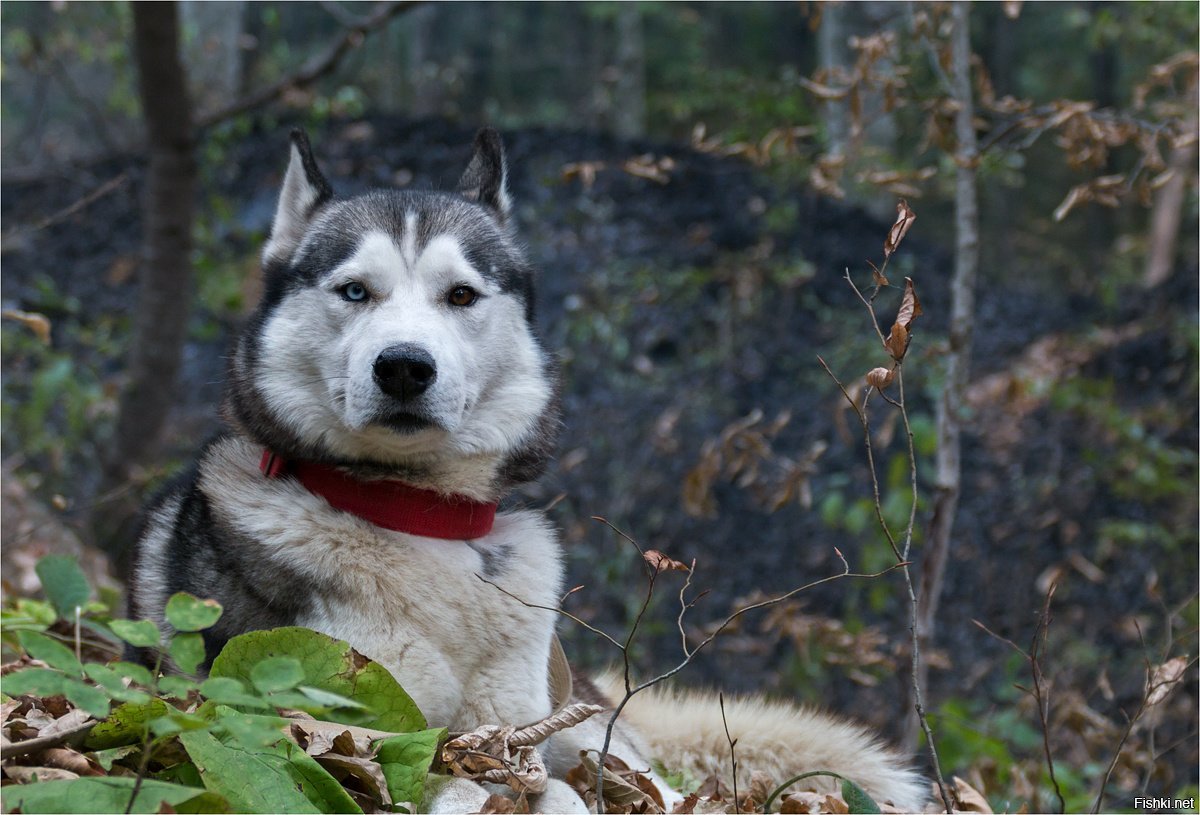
[1,2,1196,811]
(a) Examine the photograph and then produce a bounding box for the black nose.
[373,344,437,400]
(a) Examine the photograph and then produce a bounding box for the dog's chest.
[202,439,563,729]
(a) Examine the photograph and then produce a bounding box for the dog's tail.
[596,674,927,813]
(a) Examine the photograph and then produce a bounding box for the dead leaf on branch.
[1145,655,1188,708]
[884,278,922,362]
[866,367,896,391]
[1,309,52,344]
[950,776,993,813]
[644,550,690,574]
[883,199,916,260]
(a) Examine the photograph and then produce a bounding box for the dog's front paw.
[424,776,589,814]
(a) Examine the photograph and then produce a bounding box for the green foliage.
[209,627,426,732]
[0,777,216,815]
[33,555,91,620]
[1,556,443,815]
[375,728,449,810]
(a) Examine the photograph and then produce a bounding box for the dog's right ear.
[262,129,333,265]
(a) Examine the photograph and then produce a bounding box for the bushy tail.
[597,674,927,813]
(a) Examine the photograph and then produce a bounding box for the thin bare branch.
[197,2,422,129]
[475,574,625,652]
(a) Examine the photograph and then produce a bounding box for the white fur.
[131,494,182,637]
[200,436,560,730]
[253,227,551,500]
[263,144,321,264]
[598,674,927,812]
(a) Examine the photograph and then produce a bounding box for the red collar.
[260,450,497,540]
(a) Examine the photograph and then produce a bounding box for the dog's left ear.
[263,129,333,265]
[458,127,512,224]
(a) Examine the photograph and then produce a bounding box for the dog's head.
[224,129,560,499]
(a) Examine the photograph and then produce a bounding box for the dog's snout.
[373,344,437,400]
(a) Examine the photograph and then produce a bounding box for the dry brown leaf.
[313,752,392,807]
[781,791,825,813]
[442,725,548,795]
[644,550,690,574]
[40,746,104,776]
[885,322,909,361]
[884,200,917,259]
[694,775,732,802]
[740,770,775,810]
[4,765,80,783]
[566,752,664,814]
[896,277,923,328]
[952,776,993,813]
[823,793,850,814]
[869,260,889,288]
[1,309,52,344]
[866,367,895,390]
[1145,655,1189,707]
[478,793,518,814]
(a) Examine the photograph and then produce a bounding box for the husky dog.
[128,129,925,812]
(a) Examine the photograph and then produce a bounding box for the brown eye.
[448,286,478,307]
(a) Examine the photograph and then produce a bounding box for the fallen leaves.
[442,704,605,796]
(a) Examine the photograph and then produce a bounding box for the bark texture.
[907,0,979,752]
[94,2,196,562]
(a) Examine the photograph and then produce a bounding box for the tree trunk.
[817,0,849,157]
[1142,127,1197,288]
[181,0,246,112]
[612,4,646,140]
[407,4,438,118]
[906,0,978,751]
[93,2,196,566]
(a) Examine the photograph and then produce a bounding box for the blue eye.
[341,282,368,302]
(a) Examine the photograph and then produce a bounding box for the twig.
[482,549,902,814]
[719,693,740,814]
[1030,585,1066,813]
[196,1,422,129]
[0,719,97,759]
[125,651,164,815]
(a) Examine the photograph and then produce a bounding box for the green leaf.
[212,706,289,750]
[375,728,447,810]
[198,676,272,709]
[88,744,139,771]
[109,618,161,649]
[209,627,425,732]
[170,632,207,675]
[249,656,305,693]
[86,699,171,749]
[2,598,58,629]
[83,663,151,704]
[0,776,214,814]
[165,593,224,632]
[180,726,362,814]
[19,631,84,676]
[0,668,108,718]
[109,661,154,687]
[1,666,70,697]
[294,684,369,709]
[159,674,198,699]
[842,777,882,814]
[34,555,91,619]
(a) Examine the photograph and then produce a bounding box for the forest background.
[0,2,1197,813]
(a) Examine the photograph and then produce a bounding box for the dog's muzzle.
[373,343,437,401]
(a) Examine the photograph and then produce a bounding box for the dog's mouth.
[375,410,439,434]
